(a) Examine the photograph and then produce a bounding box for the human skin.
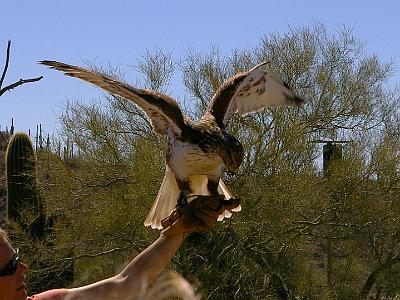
[0,241,29,300]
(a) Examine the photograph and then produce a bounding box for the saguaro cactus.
[6,131,45,237]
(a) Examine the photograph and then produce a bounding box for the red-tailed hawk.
[40,60,303,229]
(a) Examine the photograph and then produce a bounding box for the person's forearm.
[66,233,185,300]
[118,232,185,294]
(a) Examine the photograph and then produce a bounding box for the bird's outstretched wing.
[40,60,185,136]
[208,61,303,128]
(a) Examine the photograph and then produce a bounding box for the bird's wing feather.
[40,60,184,136]
[208,61,303,128]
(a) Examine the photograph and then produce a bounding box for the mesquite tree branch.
[0,40,11,89]
[0,40,43,98]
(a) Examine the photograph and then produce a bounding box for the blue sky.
[1,0,399,136]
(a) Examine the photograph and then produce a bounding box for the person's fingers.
[162,215,208,236]
[194,207,215,223]
[222,197,241,211]
[162,196,240,236]
[202,195,225,210]
[195,209,218,227]
[195,223,212,232]
[200,196,240,212]
[161,209,182,229]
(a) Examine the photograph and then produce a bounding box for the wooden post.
[322,141,343,291]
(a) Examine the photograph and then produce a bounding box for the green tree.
[27,23,400,299]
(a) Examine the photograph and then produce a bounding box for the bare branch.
[0,40,11,89]
[0,76,43,97]
[0,40,43,98]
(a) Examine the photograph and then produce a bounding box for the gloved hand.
[161,195,240,237]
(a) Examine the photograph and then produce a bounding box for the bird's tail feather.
[144,166,179,229]
[144,170,240,229]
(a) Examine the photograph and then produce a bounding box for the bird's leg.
[178,190,190,206]
[176,179,191,207]
[207,179,220,196]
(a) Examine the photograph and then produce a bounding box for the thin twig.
[0,40,43,97]
[0,40,11,89]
